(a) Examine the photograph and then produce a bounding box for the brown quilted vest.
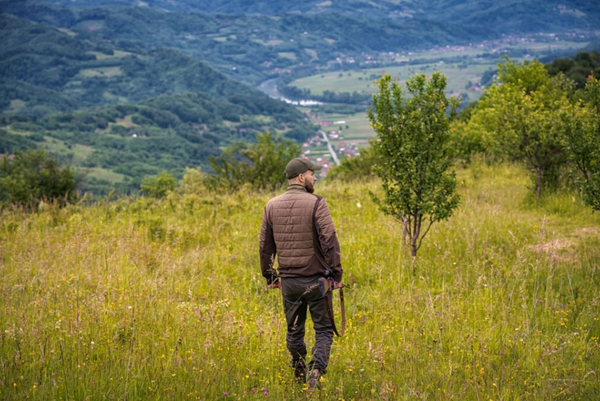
[260,184,342,282]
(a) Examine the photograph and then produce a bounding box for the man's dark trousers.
[281,275,334,373]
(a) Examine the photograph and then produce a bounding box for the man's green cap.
[285,157,323,179]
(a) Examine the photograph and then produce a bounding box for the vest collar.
[287,184,307,192]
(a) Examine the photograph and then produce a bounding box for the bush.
[140,171,177,198]
[178,167,207,194]
[0,149,78,208]
[206,132,299,192]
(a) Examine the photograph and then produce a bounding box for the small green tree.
[207,132,300,191]
[178,167,207,194]
[368,73,461,257]
[0,149,78,208]
[563,75,600,210]
[140,171,177,198]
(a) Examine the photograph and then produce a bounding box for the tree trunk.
[410,240,417,257]
[536,168,543,200]
[410,214,422,257]
[402,216,409,249]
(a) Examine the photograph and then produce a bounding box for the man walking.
[259,157,343,390]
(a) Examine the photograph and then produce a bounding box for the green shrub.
[140,171,177,198]
[0,149,78,208]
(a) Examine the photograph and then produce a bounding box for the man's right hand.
[333,281,343,289]
[267,281,281,289]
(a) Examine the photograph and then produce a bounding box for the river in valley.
[257,78,322,106]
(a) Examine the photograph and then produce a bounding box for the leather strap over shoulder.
[311,195,324,258]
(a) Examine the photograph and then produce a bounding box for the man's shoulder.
[266,192,288,205]
[266,190,320,208]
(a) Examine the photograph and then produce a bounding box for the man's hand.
[267,281,281,289]
[333,281,343,289]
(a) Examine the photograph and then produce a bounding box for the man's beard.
[305,181,314,194]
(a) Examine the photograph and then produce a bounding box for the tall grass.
[1,163,599,399]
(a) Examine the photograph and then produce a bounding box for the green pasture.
[293,62,494,100]
[7,99,26,114]
[253,39,285,46]
[278,52,297,60]
[70,144,94,164]
[304,49,318,60]
[303,144,330,156]
[102,92,129,103]
[77,19,106,32]
[292,71,373,95]
[37,137,94,165]
[87,50,132,60]
[290,40,590,100]
[79,166,126,183]
[78,67,123,78]
[39,136,70,153]
[509,40,589,52]
[54,143,95,165]
[315,111,373,141]
[388,39,589,62]
[380,47,488,64]
[57,28,77,37]
[1,163,599,399]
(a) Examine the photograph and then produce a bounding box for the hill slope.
[17,0,600,32]
[1,1,499,85]
[1,88,315,194]
[1,165,599,399]
[0,13,265,115]
[0,13,315,193]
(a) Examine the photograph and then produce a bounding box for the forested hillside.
[0,13,266,115]
[18,0,600,32]
[0,13,316,193]
[0,0,530,86]
[3,0,598,88]
[1,0,599,196]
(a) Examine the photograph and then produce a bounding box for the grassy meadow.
[1,162,600,400]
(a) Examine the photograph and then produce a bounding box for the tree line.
[3,55,599,234]
[326,56,600,255]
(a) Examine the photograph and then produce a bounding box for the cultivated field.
[295,40,591,167]
[292,40,590,101]
[293,61,490,102]
[1,163,599,399]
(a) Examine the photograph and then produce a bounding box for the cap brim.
[311,163,323,171]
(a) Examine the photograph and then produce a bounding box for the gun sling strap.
[319,278,346,336]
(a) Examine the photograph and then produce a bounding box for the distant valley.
[1,0,599,193]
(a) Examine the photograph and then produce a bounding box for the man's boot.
[293,360,307,383]
[307,369,321,392]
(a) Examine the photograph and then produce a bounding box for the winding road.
[320,131,340,166]
[258,78,340,166]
